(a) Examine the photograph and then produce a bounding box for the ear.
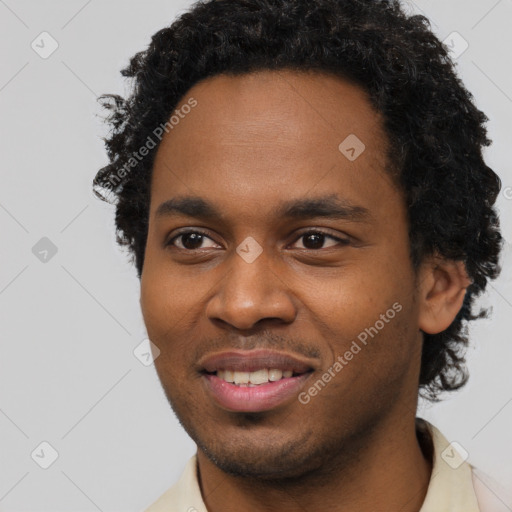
[417,255,472,334]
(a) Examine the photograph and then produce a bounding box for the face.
[140,70,424,479]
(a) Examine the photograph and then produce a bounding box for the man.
[93,0,507,510]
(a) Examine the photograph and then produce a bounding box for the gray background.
[0,0,511,510]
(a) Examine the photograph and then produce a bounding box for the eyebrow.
[155,194,371,222]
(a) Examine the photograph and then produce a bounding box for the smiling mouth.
[201,370,314,413]
[203,368,313,386]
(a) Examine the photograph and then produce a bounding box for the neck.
[196,412,433,512]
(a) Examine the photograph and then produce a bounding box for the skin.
[139,69,470,512]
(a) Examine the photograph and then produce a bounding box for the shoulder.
[471,465,512,512]
[416,418,509,512]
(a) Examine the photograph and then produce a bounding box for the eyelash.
[166,229,350,251]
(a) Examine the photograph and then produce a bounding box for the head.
[94,0,502,479]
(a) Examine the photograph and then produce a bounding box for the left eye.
[291,230,349,250]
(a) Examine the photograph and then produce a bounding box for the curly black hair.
[93,0,502,401]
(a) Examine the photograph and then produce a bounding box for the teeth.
[216,368,297,385]
[233,371,249,384]
[268,369,282,381]
[249,369,269,384]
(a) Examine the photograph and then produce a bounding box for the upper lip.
[198,349,317,374]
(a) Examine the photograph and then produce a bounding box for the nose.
[205,246,297,331]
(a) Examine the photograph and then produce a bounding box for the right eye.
[166,230,221,251]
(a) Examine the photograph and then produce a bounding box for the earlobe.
[418,256,472,335]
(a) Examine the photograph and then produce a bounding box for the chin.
[196,434,330,481]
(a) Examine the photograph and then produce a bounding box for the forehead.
[149,69,395,222]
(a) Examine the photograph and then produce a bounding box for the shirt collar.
[417,418,480,511]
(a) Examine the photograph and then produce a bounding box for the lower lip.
[202,373,312,413]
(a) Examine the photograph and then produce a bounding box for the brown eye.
[292,230,349,250]
[167,230,219,250]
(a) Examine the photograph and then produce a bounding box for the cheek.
[298,251,418,394]
[140,277,190,385]
[140,257,213,376]
[140,244,198,329]
[305,259,412,337]
[141,281,195,344]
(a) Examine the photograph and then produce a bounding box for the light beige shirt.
[144,419,511,512]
